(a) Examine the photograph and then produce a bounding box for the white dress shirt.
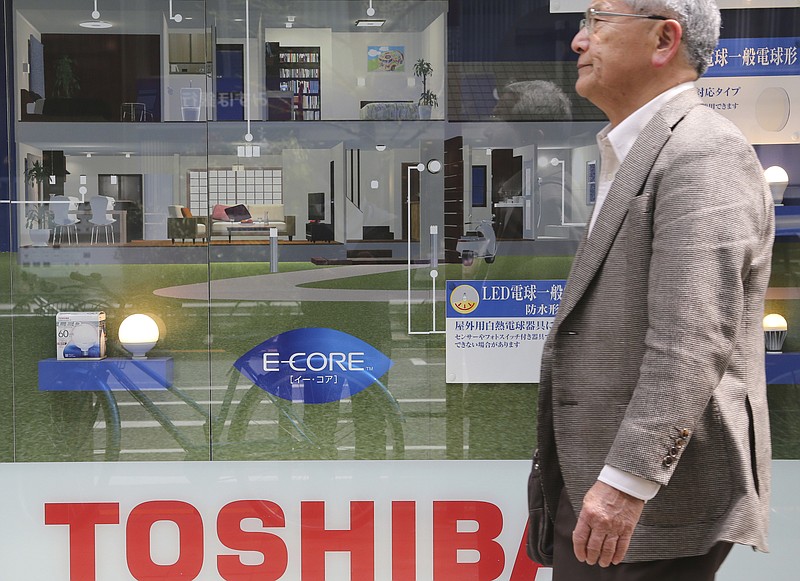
[592,82,696,501]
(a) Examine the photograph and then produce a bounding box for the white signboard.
[445,280,565,384]
[0,460,547,581]
[697,37,800,143]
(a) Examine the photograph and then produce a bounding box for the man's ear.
[652,20,683,68]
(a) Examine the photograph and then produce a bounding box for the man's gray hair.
[628,0,721,76]
[508,80,572,119]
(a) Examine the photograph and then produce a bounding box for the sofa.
[167,205,208,243]
[167,203,296,242]
[209,203,296,240]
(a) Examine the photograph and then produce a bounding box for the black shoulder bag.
[527,449,554,566]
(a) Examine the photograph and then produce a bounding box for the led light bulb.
[119,314,160,359]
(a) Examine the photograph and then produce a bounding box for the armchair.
[167,205,208,243]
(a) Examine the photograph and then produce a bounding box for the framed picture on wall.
[586,160,597,205]
[367,46,405,72]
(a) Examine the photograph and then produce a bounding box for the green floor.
[2,247,800,462]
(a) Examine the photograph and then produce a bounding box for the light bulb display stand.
[38,357,173,391]
[765,352,800,385]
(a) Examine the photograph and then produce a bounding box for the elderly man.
[533,1,773,579]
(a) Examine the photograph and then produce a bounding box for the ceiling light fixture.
[375,144,387,152]
[80,0,112,28]
[356,19,385,27]
[80,20,112,28]
[367,1,376,17]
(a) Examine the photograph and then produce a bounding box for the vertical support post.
[269,227,278,273]
[429,225,439,269]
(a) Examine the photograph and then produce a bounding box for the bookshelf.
[266,43,320,121]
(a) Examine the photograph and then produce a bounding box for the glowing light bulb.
[119,314,160,359]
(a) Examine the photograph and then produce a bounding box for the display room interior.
[2,1,800,579]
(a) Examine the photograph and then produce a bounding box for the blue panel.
[29,35,44,96]
[705,37,800,78]
[38,358,174,391]
[766,352,800,385]
[446,280,566,318]
[216,46,244,121]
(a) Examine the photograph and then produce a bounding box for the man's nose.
[571,28,588,54]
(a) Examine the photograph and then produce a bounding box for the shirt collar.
[600,82,696,164]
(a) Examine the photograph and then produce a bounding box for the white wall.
[568,144,598,225]
[282,148,333,224]
[331,31,431,119]
[266,16,446,120]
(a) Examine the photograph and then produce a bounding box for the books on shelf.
[267,44,321,121]
[279,67,320,79]
[278,51,320,63]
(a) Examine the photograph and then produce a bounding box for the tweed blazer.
[536,90,773,562]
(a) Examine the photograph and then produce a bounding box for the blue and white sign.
[445,280,565,384]
[234,328,393,403]
[696,37,800,144]
[705,38,800,78]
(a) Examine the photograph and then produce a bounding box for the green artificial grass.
[299,256,575,290]
[3,247,800,462]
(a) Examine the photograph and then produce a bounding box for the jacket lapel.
[554,91,702,324]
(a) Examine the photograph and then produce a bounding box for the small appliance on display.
[56,311,107,360]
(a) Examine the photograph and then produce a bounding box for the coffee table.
[226,223,274,242]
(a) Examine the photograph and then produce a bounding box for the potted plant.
[25,159,48,193]
[413,58,438,119]
[24,160,52,246]
[53,55,81,98]
[25,203,53,247]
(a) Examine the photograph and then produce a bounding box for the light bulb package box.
[56,311,107,360]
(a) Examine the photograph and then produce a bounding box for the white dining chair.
[89,195,117,244]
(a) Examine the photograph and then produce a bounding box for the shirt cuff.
[598,465,660,501]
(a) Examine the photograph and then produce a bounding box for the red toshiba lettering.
[392,501,416,581]
[44,502,120,581]
[509,520,543,580]
[432,501,505,580]
[126,500,203,580]
[217,500,288,581]
[301,501,375,581]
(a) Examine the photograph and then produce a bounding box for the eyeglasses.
[579,8,668,34]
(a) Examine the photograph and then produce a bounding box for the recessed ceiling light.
[80,20,112,28]
[356,19,385,27]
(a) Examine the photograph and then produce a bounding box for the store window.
[1,1,799,579]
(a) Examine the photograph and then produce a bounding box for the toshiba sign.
[0,460,548,580]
